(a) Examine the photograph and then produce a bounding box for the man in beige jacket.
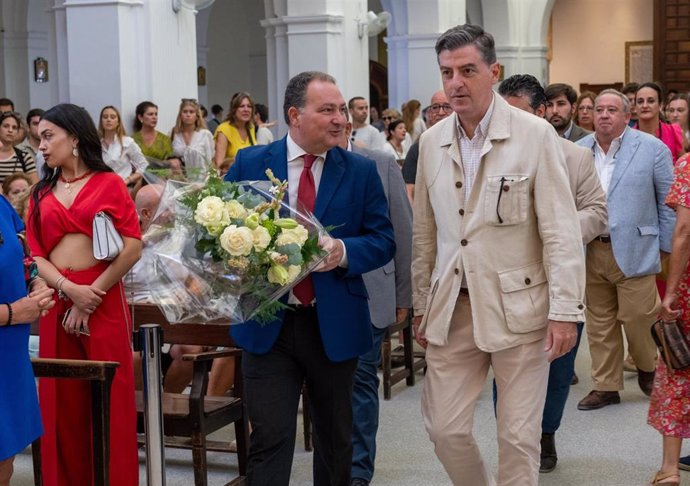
[412,25,586,486]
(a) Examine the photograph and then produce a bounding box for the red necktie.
[293,154,317,306]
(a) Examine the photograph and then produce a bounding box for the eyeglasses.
[0,111,21,121]
[382,116,393,121]
[428,103,453,113]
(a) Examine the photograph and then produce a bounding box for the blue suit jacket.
[224,137,396,362]
[577,128,676,277]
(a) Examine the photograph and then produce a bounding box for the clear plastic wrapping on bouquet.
[142,171,329,325]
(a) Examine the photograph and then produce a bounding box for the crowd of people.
[1,21,690,486]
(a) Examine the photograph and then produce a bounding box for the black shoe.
[351,479,370,486]
[679,454,690,471]
[638,368,655,396]
[540,433,557,473]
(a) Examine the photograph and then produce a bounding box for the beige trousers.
[585,240,660,391]
[421,293,549,486]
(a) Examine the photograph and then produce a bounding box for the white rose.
[275,226,309,247]
[252,226,272,252]
[286,264,302,284]
[195,196,228,229]
[267,265,290,285]
[226,200,248,219]
[219,225,254,256]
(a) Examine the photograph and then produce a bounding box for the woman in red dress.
[647,153,690,485]
[26,104,142,486]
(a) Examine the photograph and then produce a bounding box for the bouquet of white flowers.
[143,169,329,324]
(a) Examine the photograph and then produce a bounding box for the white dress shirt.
[172,129,215,164]
[456,95,495,203]
[593,126,626,196]
[102,135,148,179]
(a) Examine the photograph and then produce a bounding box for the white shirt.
[593,126,626,196]
[457,95,495,203]
[380,140,407,165]
[102,135,148,179]
[352,124,383,151]
[256,126,274,145]
[172,129,214,164]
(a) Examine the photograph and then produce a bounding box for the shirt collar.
[562,121,574,139]
[456,94,495,141]
[594,126,628,155]
[286,132,328,163]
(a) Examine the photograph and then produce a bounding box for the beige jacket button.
[455,181,463,188]
[524,277,531,285]
[460,239,468,246]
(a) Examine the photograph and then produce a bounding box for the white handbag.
[93,211,124,261]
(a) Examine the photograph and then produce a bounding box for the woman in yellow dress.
[213,92,256,173]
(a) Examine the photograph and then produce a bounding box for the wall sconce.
[357,11,391,39]
[34,57,48,83]
[172,0,216,13]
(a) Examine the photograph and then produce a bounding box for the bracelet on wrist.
[3,303,12,326]
[55,276,69,301]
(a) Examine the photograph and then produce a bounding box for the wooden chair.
[30,358,119,486]
[131,303,249,486]
[381,316,426,400]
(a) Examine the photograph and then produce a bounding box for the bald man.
[402,90,453,201]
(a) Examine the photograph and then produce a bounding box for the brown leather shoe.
[638,369,655,396]
[577,390,621,410]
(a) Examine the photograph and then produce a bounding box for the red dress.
[647,154,690,438]
[26,172,141,486]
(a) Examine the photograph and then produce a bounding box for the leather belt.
[594,235,611,243]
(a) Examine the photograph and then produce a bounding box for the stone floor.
[10,337,684,485]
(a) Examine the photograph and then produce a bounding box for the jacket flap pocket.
[637,225,659,236]
[498,262,547,293]
[382,261,395,275]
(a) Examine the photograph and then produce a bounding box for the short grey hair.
[282,71,337,124]
[435,24,496,66]
[595,89,631,114]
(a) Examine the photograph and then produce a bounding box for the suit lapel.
[608,130,639,196]
[314,148,345,220]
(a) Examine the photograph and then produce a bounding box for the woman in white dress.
[170,98,214,177]
[98,106,148,192]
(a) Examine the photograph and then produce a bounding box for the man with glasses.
[402,91,452,201]
[348,96,383,150]
[412,24,585,486]
[545,83,590,142]
[575,89,675,410]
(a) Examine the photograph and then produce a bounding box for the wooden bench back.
[130,303,235,348]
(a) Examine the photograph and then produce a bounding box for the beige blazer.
[559,138,607,244]
[412,95,586,352]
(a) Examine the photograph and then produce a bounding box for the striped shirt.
[0,149,36,186]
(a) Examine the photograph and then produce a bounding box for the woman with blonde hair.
[171,99,214,177]
[98,106,148,190]
[213,92,256,171]
[402,99,426,142]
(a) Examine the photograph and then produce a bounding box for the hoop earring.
[72,147,79,157]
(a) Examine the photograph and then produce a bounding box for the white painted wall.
[549,0,653,90]
[27,0,52,112]
[206,0,268,120]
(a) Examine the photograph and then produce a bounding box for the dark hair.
[544,83,577,105]
[435,24,496,65]
[0,111,22,128]
[200,105,208,118]
[254,103,269,123]
[225,92,256,144]
[283,71,337,124]
[2,172,33,196]
[348,96,365,110]
[621,83,639,96]
[0,98,14,111]
[636,82,663,104]
[30,104,113,242]
[498,74,547,111]
[133,101,157,132]
[387,119,405,141]
[211,104,223,116]
[26,108,45,123]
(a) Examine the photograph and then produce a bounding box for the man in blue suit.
[576,89,675,410]
[224,71,396,486]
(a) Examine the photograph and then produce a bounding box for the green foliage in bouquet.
[181,169,326,323]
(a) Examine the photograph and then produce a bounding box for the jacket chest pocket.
[484,175,529,226]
